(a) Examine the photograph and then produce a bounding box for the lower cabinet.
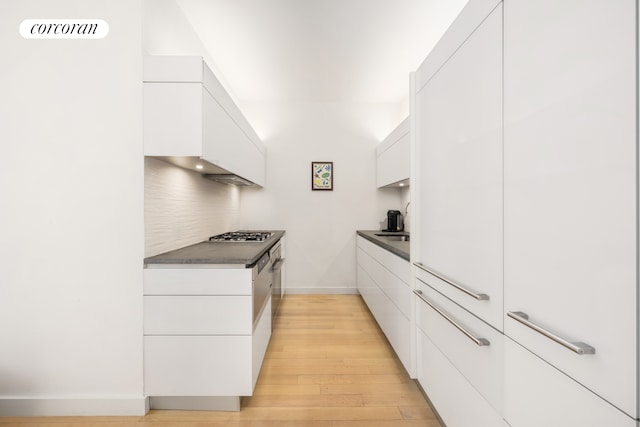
[143,267,271,399]
[417,329,502,427]
[356,236,412,375]
[415,279,503,427]
[413,279,637,427]
[504,338,635,427]
[144,295,252,335]
[144,335,253,396]
[144,298,271,397]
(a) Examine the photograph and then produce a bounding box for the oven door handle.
[272,258,285,272]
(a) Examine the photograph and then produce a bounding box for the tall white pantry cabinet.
[411,1,638,426]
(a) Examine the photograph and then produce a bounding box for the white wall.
[239,102,403,294]
[143,0,234,99]
[145,158,240,257]
[0,0,145,416]
[142,0,243,256]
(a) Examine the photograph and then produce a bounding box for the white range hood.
[143,56,266,187]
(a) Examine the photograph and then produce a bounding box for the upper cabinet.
[376,117,410,188]
[143,56,266,187]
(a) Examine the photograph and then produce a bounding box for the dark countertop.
[144,230,286,267]
[357,230,410,261]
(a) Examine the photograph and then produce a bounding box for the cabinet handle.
[414,290,490,347]
[413,262,489,301]
[272,258,285,272]
[506,311,596,355]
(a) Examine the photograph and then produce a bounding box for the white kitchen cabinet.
[413,0,639,424]
[414,2,503,331]
[143,265,271,400]
[144,335,253,396]
[144,298,271,397]
[252,298,272,384]
[376,117,410,188]
[356,236,412,375]
[358,249,411,322]
[143,267,252,295]
[504,338,635,427]
[503,0,637,419]
[411,2,504,424]
[143,296,252,335]
[415,279,503,415]
[416,327,503,427]
[143,56,265,186]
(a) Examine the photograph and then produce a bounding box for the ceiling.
[176,0,468,106]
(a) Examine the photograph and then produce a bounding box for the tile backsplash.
[144,157,240,257]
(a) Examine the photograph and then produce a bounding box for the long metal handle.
[507,311,595,355]
[413,262,489,301]
[272,258,285,272]
[414,290,490,347]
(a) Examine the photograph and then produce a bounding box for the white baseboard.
[0,396,149,416]
[284,287,359,295]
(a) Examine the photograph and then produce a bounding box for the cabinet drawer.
[144,335,253,396]
[357,236,410,284]
[415,264,502,332]
[357,246,410,318]
[504,338,635,427]
[415,279,502,413]
[357,265,411,374]
[144,296,252,335]
[144,267,252,295]
[252,298,272,388]
[417,328,503,427]
[357,265,387,323]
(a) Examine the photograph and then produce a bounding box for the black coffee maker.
[386,210,404,232]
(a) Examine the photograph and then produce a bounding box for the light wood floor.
[0,295,441,427]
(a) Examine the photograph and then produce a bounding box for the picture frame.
[311,161,333,191]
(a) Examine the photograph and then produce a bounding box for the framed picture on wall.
[311,161,333,191]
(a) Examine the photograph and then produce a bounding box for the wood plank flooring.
[0,294,441,427]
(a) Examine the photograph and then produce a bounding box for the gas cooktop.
[208,231,273,242]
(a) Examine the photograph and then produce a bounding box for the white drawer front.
[357,265,386,321]
[144,267,252,295]
[357,247,410,319]
[357,265,411,374]
[144,335,253,396]
[415,279,503,413]
[417,329,503,427]
[504,338,635,427]
[144,296,252,335]
[357,236,410,284]
[415,265,502,331]
[252,297,272,388]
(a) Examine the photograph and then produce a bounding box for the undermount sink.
[375,234,410,242]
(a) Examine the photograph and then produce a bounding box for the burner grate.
[208,231,273,242]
